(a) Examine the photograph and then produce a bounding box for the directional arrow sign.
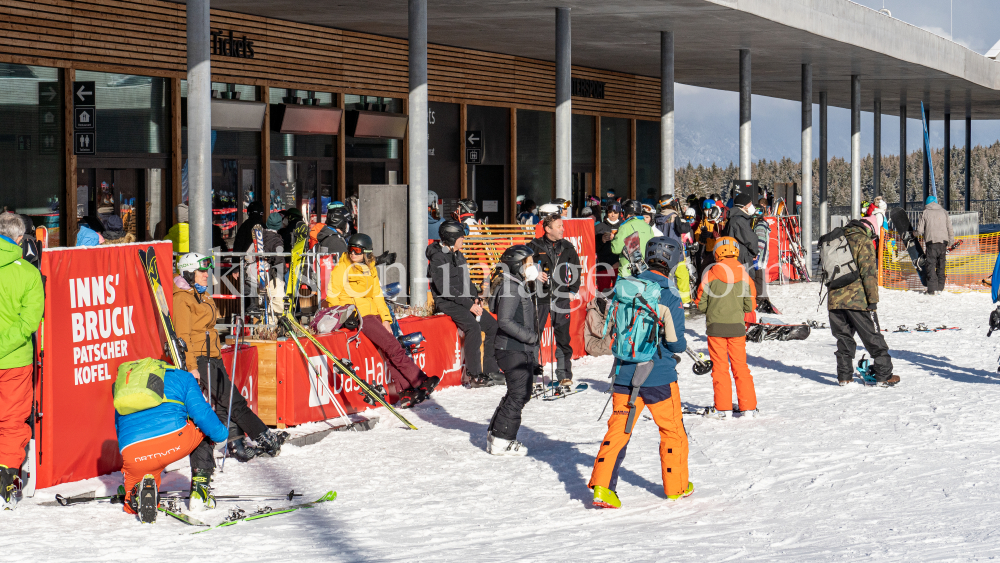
[73,81,95,106]
[38,82,59,106]
[465,130,482,150]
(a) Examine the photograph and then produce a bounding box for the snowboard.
[622,231,647,275]
[888,208,928,287]
[746,315,811,343]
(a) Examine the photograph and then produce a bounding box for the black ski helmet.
[605,201,622,215]
[645,236,683,273]
[458,199,478,214]
[623,199,642,218]
[500,244,534,277]
[438,220,467,246]
[347,233,374,253]
[326,206,352,231]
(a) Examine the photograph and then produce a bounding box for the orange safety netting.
[878,229,998,293]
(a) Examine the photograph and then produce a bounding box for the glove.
[375,251,397,266]
[868,304,877,311]
[533,363,545,376]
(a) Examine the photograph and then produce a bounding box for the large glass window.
[572,114,595,215]
[516,109,553,208]
[636,120,661,203]
[344,95,402,197]
[428,101,459,200]
[465,105,510,222]
[601,117,629,199]
[0,64,63,246]
[269,88,337,222]
[75,71,170,155]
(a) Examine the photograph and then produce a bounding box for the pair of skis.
[280,222,418,430]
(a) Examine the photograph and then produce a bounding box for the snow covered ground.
[7,282,1000,562]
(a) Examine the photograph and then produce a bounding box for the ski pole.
[220,317,243,472]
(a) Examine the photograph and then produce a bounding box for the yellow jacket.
[165,223,189,253]
[325,254,392,322]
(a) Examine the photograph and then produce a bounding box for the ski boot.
[592,486,621,509]
[557,378,573,394]
[487,372,506,386]
[703,407,732,420]
[254,430,289,457]
[467,373,493,388]
[417,376,441,402]
[130,474,158,523]
[0,465,18,511]
[397,388,421,409]
[228,436,261,463]
[667,482,695,500]
[739,409,759,419]
[486,432,527,457]
[877,375,901,388]
[189,468,216,511]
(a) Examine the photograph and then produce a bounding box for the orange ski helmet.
[714,236,740,260]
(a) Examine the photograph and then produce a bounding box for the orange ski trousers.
[0,366,32,469]
[120,421,204,513]
[588,382,689,497]
[707,335,757,412]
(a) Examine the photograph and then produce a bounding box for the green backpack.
[113,358,184,415]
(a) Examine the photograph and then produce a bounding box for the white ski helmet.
[538,203,561,216]
[177,253,213,275]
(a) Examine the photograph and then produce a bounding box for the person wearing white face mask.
[486,245,540,456]
[721,192,759,270]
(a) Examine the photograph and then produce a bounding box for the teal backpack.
[604,277,663,363]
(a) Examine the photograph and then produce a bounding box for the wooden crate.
[239,339,281,428]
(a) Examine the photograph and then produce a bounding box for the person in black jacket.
[722,192,759,269]
[426,220,501,388]
[487,245,539,456]
[315,206,351,256]
[528,213,581,387]
[232,201,266,253]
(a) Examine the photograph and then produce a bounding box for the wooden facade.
[1,0,662,243]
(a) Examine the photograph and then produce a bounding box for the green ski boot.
[667,481,695,500]
[592,486,621,509]
[189,469,216,510]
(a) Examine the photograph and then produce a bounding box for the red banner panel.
[221,344,259,414]
[276,315,465,427]
[534,219,597,362]
[37,242,174,489]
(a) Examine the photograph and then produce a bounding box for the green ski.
[193,491,337,533]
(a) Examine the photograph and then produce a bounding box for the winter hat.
[103,215,124,232]
[176,203,189,223]
[266,213,283,230]
[734,193,753,208]
[76,225,100,247]
[925,195,938,205]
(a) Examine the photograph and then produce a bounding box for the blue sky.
[673,0,1000,167]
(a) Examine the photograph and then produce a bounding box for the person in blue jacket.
[588,237,693,508]
[115,368,228,520]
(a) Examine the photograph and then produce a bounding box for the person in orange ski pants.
[696,236,758,418]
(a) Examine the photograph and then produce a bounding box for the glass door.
[76,165,166,242]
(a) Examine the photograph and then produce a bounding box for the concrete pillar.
[819,92,828,236]
[800,63,812,275]
[965,114,972,212]
[873,96,881,199]
[923,104,930,202]
[900,104,907,209]
[408,0,429,306]
[850,75,861,220]
[186,0,212,254]
[944,112,951,210]
[555,8,572,207]
[660,31,674,197]
[739,49,751,179]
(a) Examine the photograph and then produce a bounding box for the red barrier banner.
[221,344,259,414]
[534,219,597,362]
[276,314,464,426]
[38,242,174,489]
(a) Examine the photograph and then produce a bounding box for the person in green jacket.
[0,212,44,510]
[610,199,654,273]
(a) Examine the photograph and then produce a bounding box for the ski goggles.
[348,245,371,256]
[194,257,214,271]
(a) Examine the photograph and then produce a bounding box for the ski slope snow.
[5,283,1000,562]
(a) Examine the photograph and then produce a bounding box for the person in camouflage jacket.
[827,220,898,387]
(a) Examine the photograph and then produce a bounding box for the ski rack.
[172,248,340,334]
